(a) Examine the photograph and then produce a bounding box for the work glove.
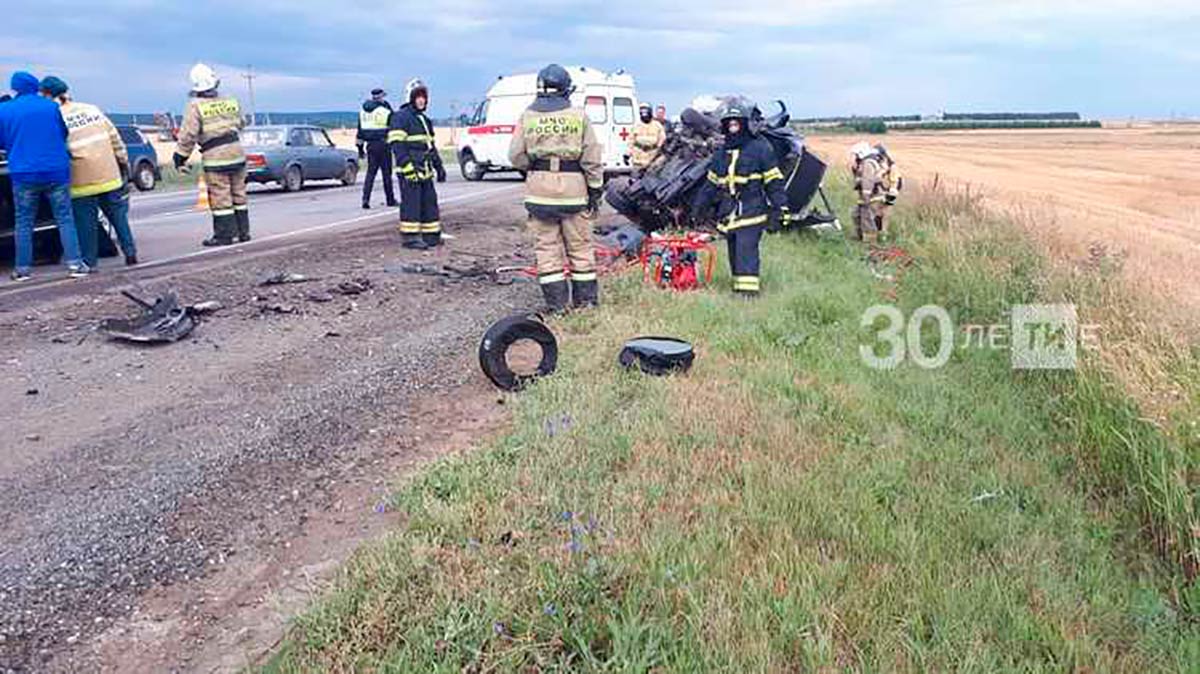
[118,162,130,185]
[436,165,447,183]
[356,143,365,159]
[173,153,190,174]
[885,190,898,206]
[587,186,603,214]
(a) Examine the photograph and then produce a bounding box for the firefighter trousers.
[398,178,440,246]
[854,202,888,241]
[206,168,249,242]
[726,224,764,295]
[362,141,395,206]
[529,210,599,307]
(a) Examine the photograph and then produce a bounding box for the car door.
[287,127,315,176]
[314,129,343,178]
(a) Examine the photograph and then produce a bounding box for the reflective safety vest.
[357,101,391,143]
[60,101,128,198]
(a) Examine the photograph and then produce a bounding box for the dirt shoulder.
[0,193,536,672]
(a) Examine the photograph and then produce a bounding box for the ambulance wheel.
[460,151,485,182]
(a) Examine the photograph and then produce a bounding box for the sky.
[2,0,1198,119]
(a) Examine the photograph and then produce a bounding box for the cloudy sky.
[2,0,1198,119]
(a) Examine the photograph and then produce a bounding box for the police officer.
[357,87,396,209]
[850,142,901,243]
[508,64,604,312]
[629,102,665,170]
[388,78,446,249]
[691,99,788,296]
[172,63,249,247]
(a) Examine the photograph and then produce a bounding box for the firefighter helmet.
[189,63,219,93]
[404,78,428,105]
[537,64,572,96]
[717,99,750,121]
[850,141,874,160]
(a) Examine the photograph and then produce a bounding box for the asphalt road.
[0,173,523,297]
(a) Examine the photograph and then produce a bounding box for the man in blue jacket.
[0,71,89,281]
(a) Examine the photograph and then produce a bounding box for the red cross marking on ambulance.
[618,127,631,141]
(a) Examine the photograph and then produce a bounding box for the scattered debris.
[25,434,41,442]
[305,291,334,303]
[970,490,1004,504]
[258,272,313,286]
[619,337,695,375]
[479,314,558,391]
[261,303,297,315]
[324,330,342,338]
[25,388,39,396]
[389,262,506,283]
[98,291,196,344]
[188,300,224,315]
[332,278,371,296]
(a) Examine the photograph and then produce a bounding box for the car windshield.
[241,128,285,146]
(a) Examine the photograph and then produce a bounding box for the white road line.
[1,185,522,295]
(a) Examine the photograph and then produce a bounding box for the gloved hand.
[356,143,365,160]
[587,186,602,213]
[885,192,898,206]
[172,153,190,174]
[436,165,447,183]
[118,162,130,185]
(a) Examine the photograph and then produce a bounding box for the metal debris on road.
[332,278,372,295]
[98,291,196,344]
[258,271,314,286]
[188,301,224,315]
[305,291,335,303]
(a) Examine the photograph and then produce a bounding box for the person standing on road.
[41,76,139,267]
[690,99,788,296]
[850,142,900,243]
[508,64,605,312]
[356,87,396,209]
[0,71,89,281]
[171,63,250,247]
[389,78,446,249]
[629,102,666,171]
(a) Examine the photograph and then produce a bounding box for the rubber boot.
[235,208,251,242]
[202,214,236,247]
[571,279,599,308]
[541,280,570,314]
[401,233,428,250]
[421,231,442,248]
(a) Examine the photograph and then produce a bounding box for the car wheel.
[459,151,484,182]
[340,162,358,186]
[283,165,304,192]
[133,161,156,191]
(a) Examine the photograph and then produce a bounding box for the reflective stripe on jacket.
[356,100,392,143]
[507,100,603,213]
[629,119,665,167]
[388,104,442,181]
[60,101,127,197]
[173,94,246,172]
[693,135,787,232]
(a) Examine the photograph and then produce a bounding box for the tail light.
[246,154,266,169]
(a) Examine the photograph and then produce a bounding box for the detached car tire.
[479,314,558,392]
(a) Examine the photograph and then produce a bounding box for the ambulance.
[456,66,638,181]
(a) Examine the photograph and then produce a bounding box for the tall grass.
[263,175,1198,672]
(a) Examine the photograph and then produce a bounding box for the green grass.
[263,175,1198,672]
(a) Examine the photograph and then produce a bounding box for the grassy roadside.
[264,175,1198,672]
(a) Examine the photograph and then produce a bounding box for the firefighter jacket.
[854,156,901,205]
[629,118,665,167]
[356,99,392,144]
[692,132,787,231]
[388,103,443,182]
[173,93,246,172]
[507,95,604,216]
[60,100,128,198]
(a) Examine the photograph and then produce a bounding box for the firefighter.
[356,87,396,209]
[629,102,665,170]
[508,63,604,312]
[172,63,249,247]
[850,142,901,242]
[691,99,788,296]
[40,76,139,267]
[388,78,446,249]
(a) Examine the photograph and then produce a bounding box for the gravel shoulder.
[0,192,537,672]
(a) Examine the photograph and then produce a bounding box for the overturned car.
[605,98,838,233]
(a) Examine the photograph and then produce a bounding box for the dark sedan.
[242,125,358,192]
[116,125,161,191]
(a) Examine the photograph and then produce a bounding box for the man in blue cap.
[0,71,89,280]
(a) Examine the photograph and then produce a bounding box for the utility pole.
[242,65,258,126]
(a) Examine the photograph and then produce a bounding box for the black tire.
[459,150,485,182]
[133,161,157,191]
[340,162,358,186]
[283,165,304,192]
[604,177,639,219]
[478,314,558,392]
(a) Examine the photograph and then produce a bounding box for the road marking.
[0,185,521,297]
